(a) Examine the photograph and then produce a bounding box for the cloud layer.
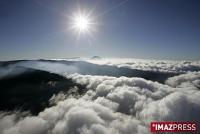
[1,71,200,134]
[0,59,181,83]
[86,58,200,73]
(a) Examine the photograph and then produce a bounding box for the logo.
[151,122,198,133]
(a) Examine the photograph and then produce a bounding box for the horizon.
[1,56,200,62]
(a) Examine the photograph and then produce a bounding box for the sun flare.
[69,12,95,35]
[74,15,90,32]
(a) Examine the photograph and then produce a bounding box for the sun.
[74,15,90,32]
[69,12,95,35]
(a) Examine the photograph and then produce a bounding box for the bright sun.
[74,15,90,32]
[69,13,95,35]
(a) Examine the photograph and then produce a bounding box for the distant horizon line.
[0,56,199,62]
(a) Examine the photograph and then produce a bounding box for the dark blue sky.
[0,0,200,60]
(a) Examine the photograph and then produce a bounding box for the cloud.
[86,58,200,73]
[0,60,79,79]
[0,59,190,85]
[0,113,17,134]
[17,61,79,75]
[166,71,200,88]
[40,98,149,134]
[2,117,49,134]
[139,91,200,123]
[0,66,27,79]
[66,74,200,127]
[0,58,200,134]
[1,72,199,134]
[1,59,199,81]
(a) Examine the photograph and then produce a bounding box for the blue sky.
[0,0,200,60]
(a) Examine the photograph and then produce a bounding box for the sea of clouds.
[0,58,200,134]
[86,58,200,73]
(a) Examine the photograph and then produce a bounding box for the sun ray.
[69,12,93,34]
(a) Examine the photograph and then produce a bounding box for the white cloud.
[166,71,200,88]
[0,114,17,134]
[0,59,200,134]
[86,58,200,73]
[1,58,200,80]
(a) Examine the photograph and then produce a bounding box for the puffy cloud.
[166,71,200,88]
[3,117,49,134]
[45,98,148,134]
[0,113,17,134]
[139,91,200,123]
[67,74,200,125]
